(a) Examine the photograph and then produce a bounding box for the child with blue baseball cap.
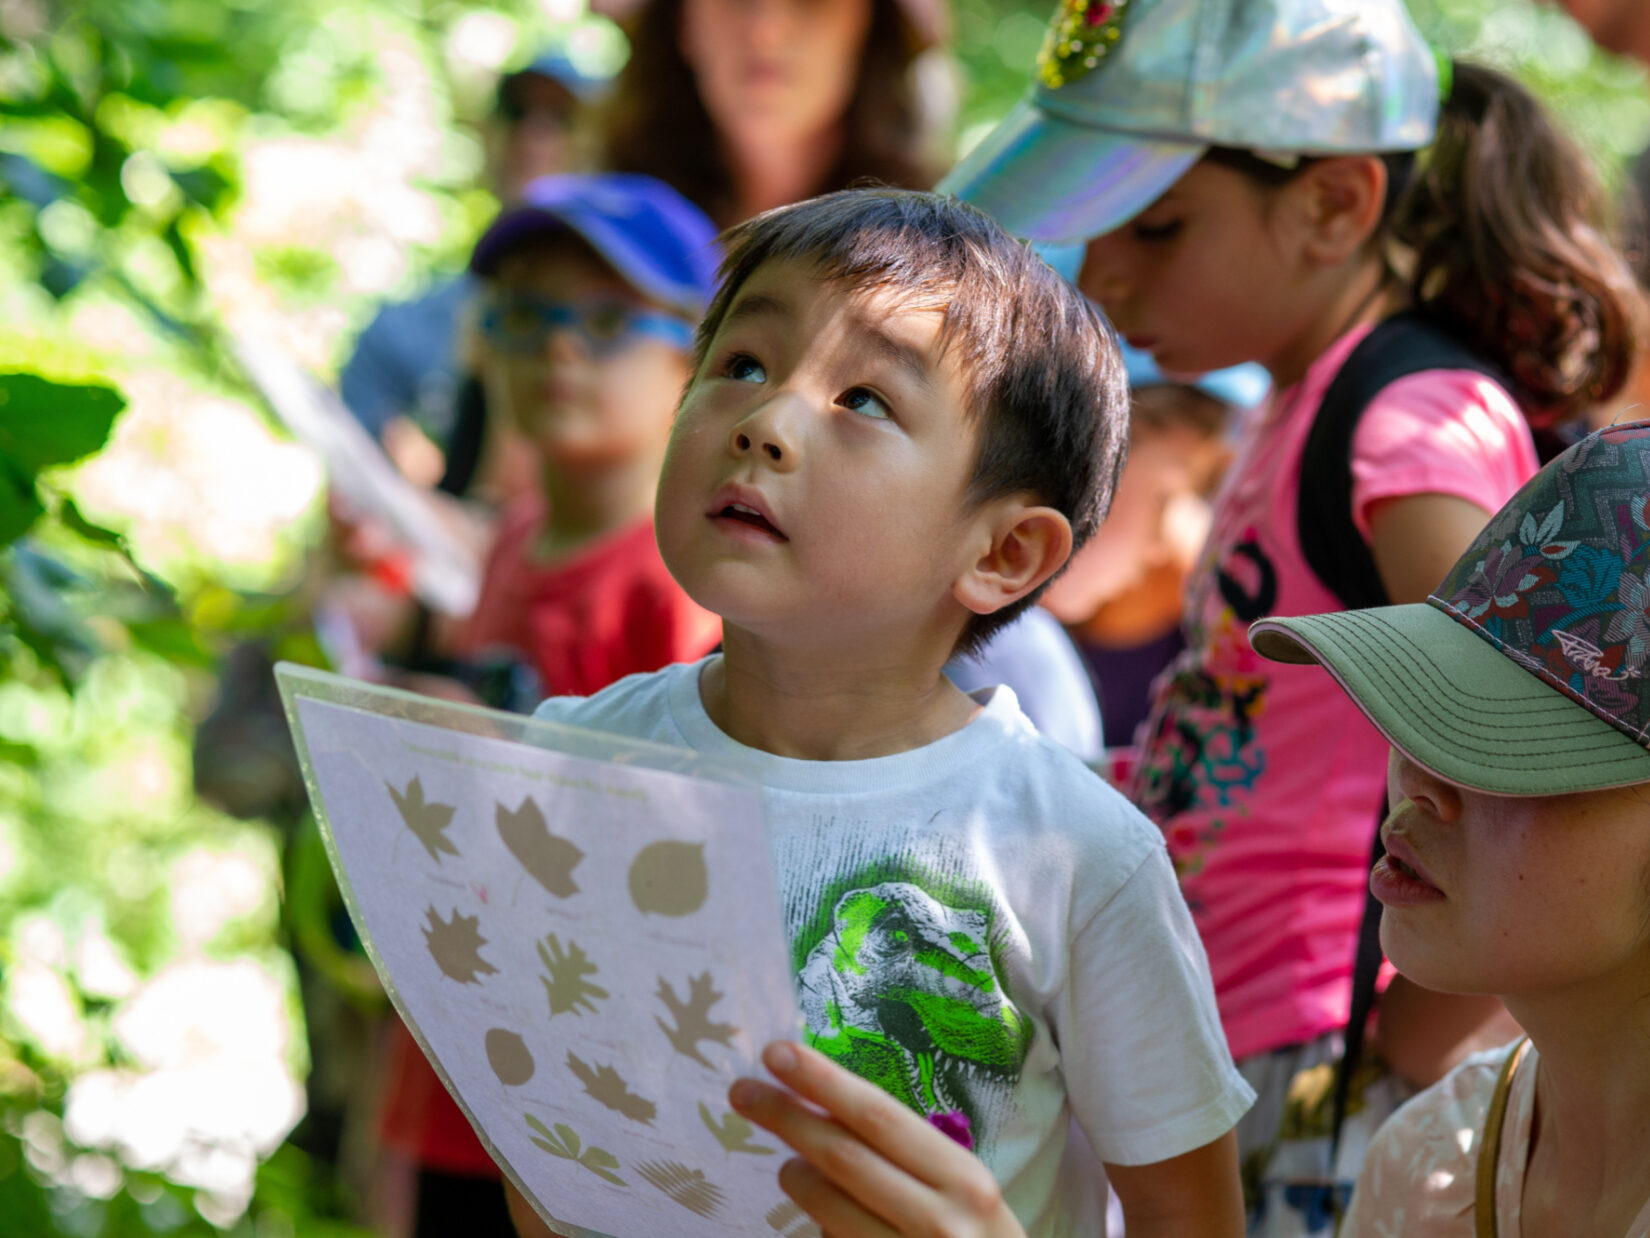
[943,0,1641,1228]
[1250,421,1650,1236]
[382,172,725,1231]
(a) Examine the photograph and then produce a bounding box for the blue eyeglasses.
[479,294,696,357]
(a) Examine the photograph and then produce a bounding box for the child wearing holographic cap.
[944,0,1641,1226]
[1249,422,1650,1236]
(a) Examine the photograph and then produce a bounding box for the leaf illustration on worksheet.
[765,1200,823,1237]
[697,1102,774,1155]
[497,795,583,898]
[422,906,498,984]
[655,971,738,1067]
[628,839,707,916]
[566,1052,656,1125]
[485,1028,535,1086]
[537,934,608,1018]
[387,775,459,862]
[523,1115,626,1186]
[637,1160,724,1218]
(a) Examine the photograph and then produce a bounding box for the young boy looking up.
[515,190,1253,1237]
[381,173,725,1227]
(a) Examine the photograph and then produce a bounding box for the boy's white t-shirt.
[534,657,1253,1235]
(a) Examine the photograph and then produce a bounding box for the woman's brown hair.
[1212,62,1643,425]
[600,0,941,227]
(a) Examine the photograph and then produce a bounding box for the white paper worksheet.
[277,665,812,1238]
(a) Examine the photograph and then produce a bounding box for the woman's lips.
[1373,806,1445,907]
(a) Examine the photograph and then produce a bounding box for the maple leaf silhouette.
[422,906,499,984]
[697,1102,774,1155]
[537,934,608,1017]
[497,796,583,898]
[388,775,459,863]
[566,1051,656,1125]
[654,972,738,1068]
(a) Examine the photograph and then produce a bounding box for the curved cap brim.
[1251,606,1650,796]
[471,209,704,316]
[938,97,1202,244]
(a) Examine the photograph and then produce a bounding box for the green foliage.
[0,373,123,545]
[0,3,1642,1237]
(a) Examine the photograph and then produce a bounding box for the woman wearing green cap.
[943,0,1641,1228]
[1250,422,1650,1236]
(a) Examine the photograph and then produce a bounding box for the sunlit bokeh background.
[0,0,1644,1233]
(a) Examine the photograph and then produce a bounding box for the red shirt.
[381,499,720,1174]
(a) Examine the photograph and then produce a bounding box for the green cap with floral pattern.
[1251,422,1650,795]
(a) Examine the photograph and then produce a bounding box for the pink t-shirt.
[1342,1042,1650,1237]
[1128,325,1538,1061]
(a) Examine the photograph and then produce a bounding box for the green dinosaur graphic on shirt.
[795,876,1032,1142]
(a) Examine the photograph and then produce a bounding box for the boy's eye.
[581,303,634,341]
[500,304,542,335]
[725,354,766,384]
[840,387,892,420]
[1132,217,1183,243]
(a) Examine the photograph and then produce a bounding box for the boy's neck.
[531,453,663,561]
[700,626,983,761]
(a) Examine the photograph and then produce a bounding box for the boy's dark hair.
[693,187,1129,656]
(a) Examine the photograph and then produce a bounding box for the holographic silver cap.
[940,0,1440,244]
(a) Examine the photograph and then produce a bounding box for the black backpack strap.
[1329,819,1387,1169]
[1306,314,1506,1165]
[1296,312,1506,611]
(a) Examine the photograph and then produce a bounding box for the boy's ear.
[953,501,1074,618]
[1295,156,1387,266]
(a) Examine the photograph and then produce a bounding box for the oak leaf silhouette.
[422,906,498,984]
[388,776,459,862]
[697,1102,774,1155]
[537,934,608,1017]
[566,1052,656,1124]
[497,796,583,898]
[655,972,738,1067]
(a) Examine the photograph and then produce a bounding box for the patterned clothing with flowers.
[1129,325,1538,1064]
[1126,326,1538,1234]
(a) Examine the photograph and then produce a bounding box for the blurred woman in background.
[599,0,951,225]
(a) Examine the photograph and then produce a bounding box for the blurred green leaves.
[0,373,124,545]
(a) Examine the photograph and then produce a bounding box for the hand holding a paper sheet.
[729,1041,1028,1238]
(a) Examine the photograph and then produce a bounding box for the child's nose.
[543,322,585,362]
[728,396,800,470]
